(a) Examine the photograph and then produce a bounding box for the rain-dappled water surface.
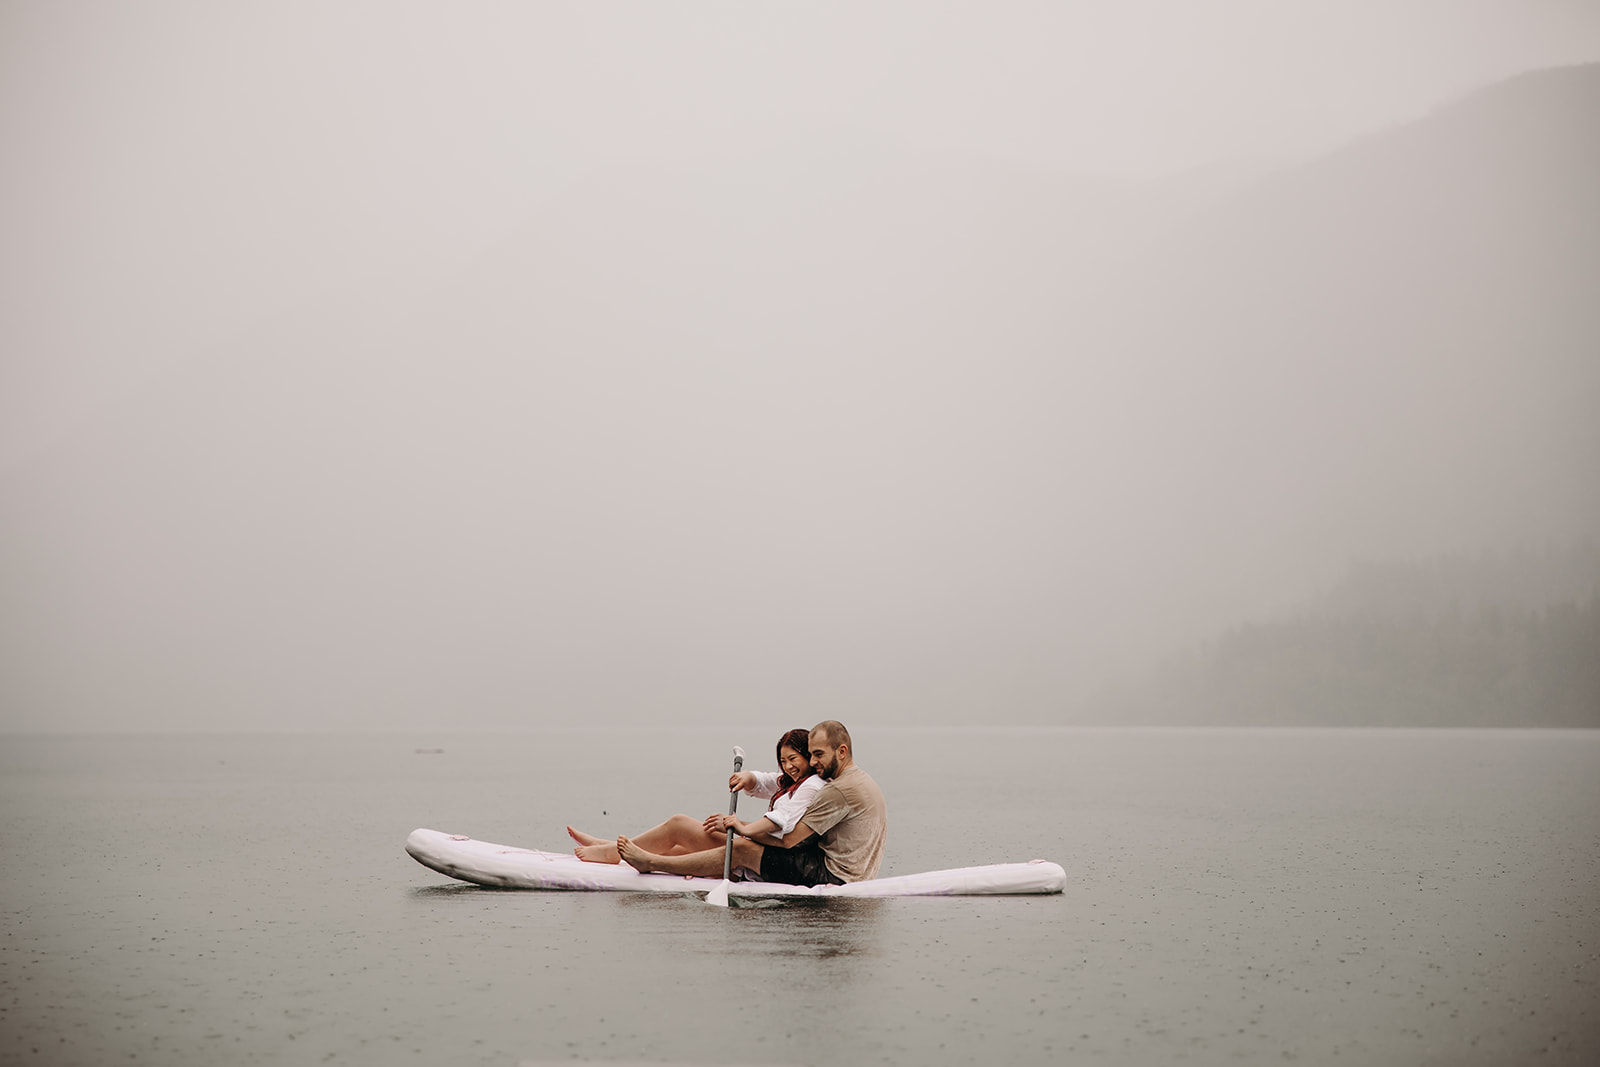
[1,727,1596,1065]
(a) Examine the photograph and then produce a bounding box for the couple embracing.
[566,720,887,887]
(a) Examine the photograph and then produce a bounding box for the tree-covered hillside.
[1116,545,1600,727]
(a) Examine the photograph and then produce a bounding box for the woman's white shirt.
[743,773,824,836]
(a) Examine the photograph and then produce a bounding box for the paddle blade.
[706,879,730,908]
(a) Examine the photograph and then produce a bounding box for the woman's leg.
[573,813,724,864]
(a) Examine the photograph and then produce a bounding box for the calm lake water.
[1,727,1596,1066]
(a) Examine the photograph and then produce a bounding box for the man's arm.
[703,813,816,849]
[774,819,816,849]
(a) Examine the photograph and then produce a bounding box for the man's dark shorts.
[758,839,846,886]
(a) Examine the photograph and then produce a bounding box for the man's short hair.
[810,720,851,750]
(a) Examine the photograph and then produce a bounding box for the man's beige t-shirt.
[799,764,887,882]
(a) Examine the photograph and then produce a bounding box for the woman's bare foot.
[574,842,620,864]
[567,826,606,847]
[617,835,660,874]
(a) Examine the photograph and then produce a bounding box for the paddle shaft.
[722,750,744,881]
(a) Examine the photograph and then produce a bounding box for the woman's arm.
[729,770,781,800]
[705,774,825,844]
[702,812,785,846]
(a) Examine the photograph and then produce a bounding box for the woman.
[567,728,821,864]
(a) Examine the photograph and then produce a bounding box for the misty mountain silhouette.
[1036,63,1600,641]
[3,64,1596,729]
[1112,544,1600,727]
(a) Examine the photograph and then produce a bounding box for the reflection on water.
[728,896,885,961]
[410,877,888,970]
[409,882,526,898]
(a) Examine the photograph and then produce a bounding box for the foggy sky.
[7,1,1600,465]
[3,2,1599,731]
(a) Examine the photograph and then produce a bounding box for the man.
[616,720,888,885]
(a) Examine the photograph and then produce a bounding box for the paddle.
[705,745,745,908]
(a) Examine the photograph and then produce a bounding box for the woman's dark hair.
[775,728,814,791]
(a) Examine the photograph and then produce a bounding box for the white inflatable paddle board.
[406,828,1066,898]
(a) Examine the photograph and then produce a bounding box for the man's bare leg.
[574,814,724,864]
[618,835,764,877]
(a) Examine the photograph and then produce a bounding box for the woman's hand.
[728,770,757,793]
[703,813,742,836]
